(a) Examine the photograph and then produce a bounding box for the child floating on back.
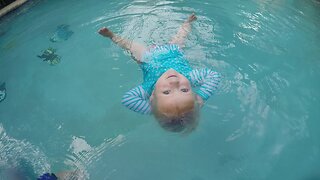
[99,13,221,132]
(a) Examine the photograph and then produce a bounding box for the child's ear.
[195,95,204,107]
[149,91,154,102]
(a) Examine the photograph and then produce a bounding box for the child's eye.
[163,90,170,95]
[181,88,189,92]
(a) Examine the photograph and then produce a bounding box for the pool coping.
[0,0,28,18]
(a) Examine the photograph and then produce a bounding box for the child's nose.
[169,78,179,85]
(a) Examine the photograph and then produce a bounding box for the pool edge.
[0,0,28,18]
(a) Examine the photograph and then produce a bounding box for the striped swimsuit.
[122,44,221,114]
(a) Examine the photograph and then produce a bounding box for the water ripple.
[63,134,126,179]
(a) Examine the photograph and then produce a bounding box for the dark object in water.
[0,82,6,103]
[50,24,74,42]
[37,173,58,180]
[37,47,61,65]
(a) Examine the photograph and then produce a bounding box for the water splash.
[0,124,50,178]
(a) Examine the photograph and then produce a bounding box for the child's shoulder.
[189,68,212,75]
[190,68,220,74]
[188,68,221,82]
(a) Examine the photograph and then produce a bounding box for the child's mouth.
[167,75,177,79]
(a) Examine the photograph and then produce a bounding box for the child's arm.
[98,27,146,63]
[190,69,221,104]
[121,85,151,114]
[169,13,197,48]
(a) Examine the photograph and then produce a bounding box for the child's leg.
[98,27,146,63]
[169,13,197,48]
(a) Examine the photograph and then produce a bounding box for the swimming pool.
[0,0,319,179]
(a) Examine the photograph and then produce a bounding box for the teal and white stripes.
[121,68,221,114]
[121,85,151,114]
[190,69,221,101]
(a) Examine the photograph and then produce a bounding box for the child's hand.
[187,13,197,23]
[98,27,114,38]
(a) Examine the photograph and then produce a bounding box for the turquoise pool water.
[0,0,320,179]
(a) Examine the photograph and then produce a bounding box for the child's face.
[152,69,194,113]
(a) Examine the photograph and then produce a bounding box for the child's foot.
[186,13,197,23]
[98,27,114,38]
